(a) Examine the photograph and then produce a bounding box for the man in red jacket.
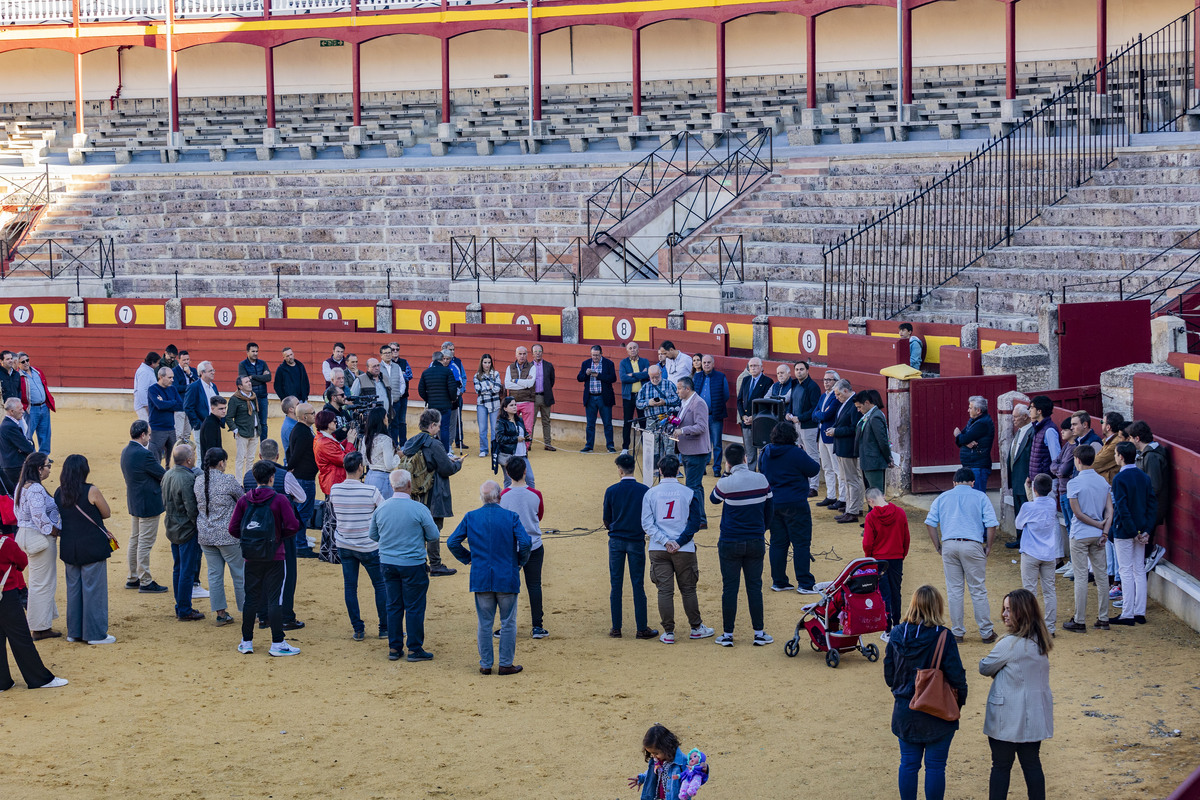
[862,488,910,639]
[16,352,54,456]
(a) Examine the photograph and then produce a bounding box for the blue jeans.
[584,395,614,450]
[296,477,317,544]
[338,547,387,635]
[501,456,535,489]
[382,562,429,653]
[608,538,648,631]
[682,453,708,523]
[26,404,51,455]
[898,733,954,800]
[475,591,519,669]
[970,467,990,493]
[171,538,202,617]
[434,407,452,450]
[389,398,408,447]
[477,405,495,454]
[255,395,269,440]
[709,419,724,474]
[717,538,765,634]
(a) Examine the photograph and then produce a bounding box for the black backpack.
[239,495,277,561]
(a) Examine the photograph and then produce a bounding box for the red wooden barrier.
[0,297,67,326]
[826,333,906,374]
[685,311,755,354]
[260,318,358,332]
[649,328,726,358]
[939,346,983,377]
[1039,385,1103,420]
[451,323,539,339]
[978,327,1038,352]
[910,374,1017,493]
[1168,351,1200,381]
[866,319,962,367]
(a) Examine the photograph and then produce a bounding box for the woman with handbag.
[194,447,246,626]
[883,584,969,800]
[493,396,535,489]
[14,453,62,640]
[54,455,116,644]
[980,588,1054,800]
[0,532,67,690]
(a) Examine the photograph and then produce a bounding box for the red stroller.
[784,557,889,668]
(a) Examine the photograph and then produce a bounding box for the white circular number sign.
[515,315,531,326]
[614,318,633,340]
[10,305,31,325]
[802,330,818,354]
[422,310,439,331]
[712,323,726,336]
[321,308,340,320]
[117,305,135,325]
[216,306,235,327]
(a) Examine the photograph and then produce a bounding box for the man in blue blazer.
[119,420,168,593]
[1110,441,1157,626]
[183,361,221,434]
[619,342,651,454]
[577,346,618,453]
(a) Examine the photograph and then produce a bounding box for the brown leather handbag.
[909,629,961,722]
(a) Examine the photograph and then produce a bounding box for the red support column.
[632,28,642,116]
[716,21,726,114]
[74,53,84,135]
[532,32,542,121]
[1194,0,1199,93]
[806,14,817,109]
[1005,0,1017,101]
[265,47,276,129]
[169,49,180,134]
[902,4,913,106]
[1096,0,1107,93]
[352,41,362,127]
[441,37,451,124]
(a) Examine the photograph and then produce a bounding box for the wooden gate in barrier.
[910,374,1017,493]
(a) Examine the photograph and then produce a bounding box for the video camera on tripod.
[341,395,383,446]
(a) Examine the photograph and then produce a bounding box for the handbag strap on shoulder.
[930,628,948,670]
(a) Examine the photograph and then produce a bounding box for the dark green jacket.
[161,465,199,544]
[226,392,258,439]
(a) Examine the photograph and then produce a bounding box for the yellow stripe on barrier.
[1185,362,1199,381]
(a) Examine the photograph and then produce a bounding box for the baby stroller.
[784,557,889,668]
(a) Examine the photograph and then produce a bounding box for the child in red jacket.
[862,488,910,638]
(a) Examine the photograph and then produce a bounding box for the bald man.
[161,443,206,621]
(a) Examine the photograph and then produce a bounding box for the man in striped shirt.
[330,451,388,641]
[709,443,774,648]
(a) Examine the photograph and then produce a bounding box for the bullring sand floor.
[4,408,1199,799]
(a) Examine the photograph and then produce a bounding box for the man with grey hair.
[0,396,34,492]
[147,366,183,468]
[826,378,864,523]
[161,443,205,621]
[439,341,467,450]
[371,468,440,662]
[448,480,532,675]
[736,357,773,467]
[379,343,411,447]
[1007,403,1034,547]
[351,358,391,413]
[954,395,995,492]
[184,359,219,438]
[418,350,458,451]
[16,351,54,455]
[813,370,844,510]
[505,346,537,435]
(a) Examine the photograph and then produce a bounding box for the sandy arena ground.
[4,408,1200,799]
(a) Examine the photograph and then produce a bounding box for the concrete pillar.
[72,132,89,148]
[375,300,393,334]
[1100,362,1180,420]
[667,310,685,331]
[995,389,1031,534]
[466,303,484,325]
[627,116,648,133]
[348,126,368,146]
[1036,303,1060,389]
[267,297,284,319]
[562,306,580,345]
[752,315,770,359]
[165,298,182,330]
[1151,315,1188,363]
[960,322,981,350]
[67,296,85,328]
[263,128,281,147]
[848,316,868,337]
[982,343,1052,394]
[885,377,912,498]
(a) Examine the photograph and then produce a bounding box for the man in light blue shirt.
[898,323,923,370]
[1064,443,1112,632]
[924,467,998,643]
[369,469,441,662]
[16,352,52,455]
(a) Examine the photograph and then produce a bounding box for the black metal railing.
[0,165,51,264]
[822,7,1198,321]
[1061,227,1200,307]
[0,237,116,290]
[449,234,744,289]
[585,128,771,242]
[670,127,773,238]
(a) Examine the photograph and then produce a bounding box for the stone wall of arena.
[0,0,1191,102]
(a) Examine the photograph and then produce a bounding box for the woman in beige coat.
[979,588,1054,800]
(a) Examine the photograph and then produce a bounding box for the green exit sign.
[320,39,344,47]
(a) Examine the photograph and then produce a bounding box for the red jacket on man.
[19,368,55,412]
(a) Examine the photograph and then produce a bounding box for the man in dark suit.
[380,343,412,447]
[827,379,863,523]
[237,342,272,441]
[273,346,310,404]
[1006,403,1034,548]
[418,350,459,451]
[853,389,891,497]
[530,344,557,451]
[1110,441,1156,626]
[171,350,200,445]
[694,355,730,478]
[0,398,34,494]
[619,342,651,455]
[184,360,220,435]
[577,345,617,453]
[120,420,169,593]
[736,357,773,467]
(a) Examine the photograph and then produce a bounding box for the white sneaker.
[715,633,734,647]
[478,451,489,458]
[659,632,675,644]
[237,641,254,654]
[191,584,210,599]
[879,630,890,643]
[1055,563,1071,574]
[1061,567,1074,579]
[66,637,79,643]
[753,632,774,646]
[269,642,301,657]
[1146,545,1166,573]
[690,625,715,639]
[87,635,117,645]
[38,677,69,689]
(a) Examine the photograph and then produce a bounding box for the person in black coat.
[198,397,228,464]
[285,403,319,556]
[119,420,168,592]
[953,396,995,492]
[576,346,617,453]
[883,585,969,800]
[530,344,557,450]
[736,358,773,468]
[0,399,35,494]
[418,351,459,451]
[273,347,311,403]
[827,379,864,522]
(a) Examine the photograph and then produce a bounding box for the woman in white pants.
[14,453,62,639]
[194,447,246,627]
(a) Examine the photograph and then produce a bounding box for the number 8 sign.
[421,310,439,332]
[613,318,633,341]
[215,307,235,328]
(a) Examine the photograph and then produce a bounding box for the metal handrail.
[0,237,116,282]
[0,165,51,270]
[821,7,1198,321]
[1061,227,1200,303]
[670,127,773,237]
